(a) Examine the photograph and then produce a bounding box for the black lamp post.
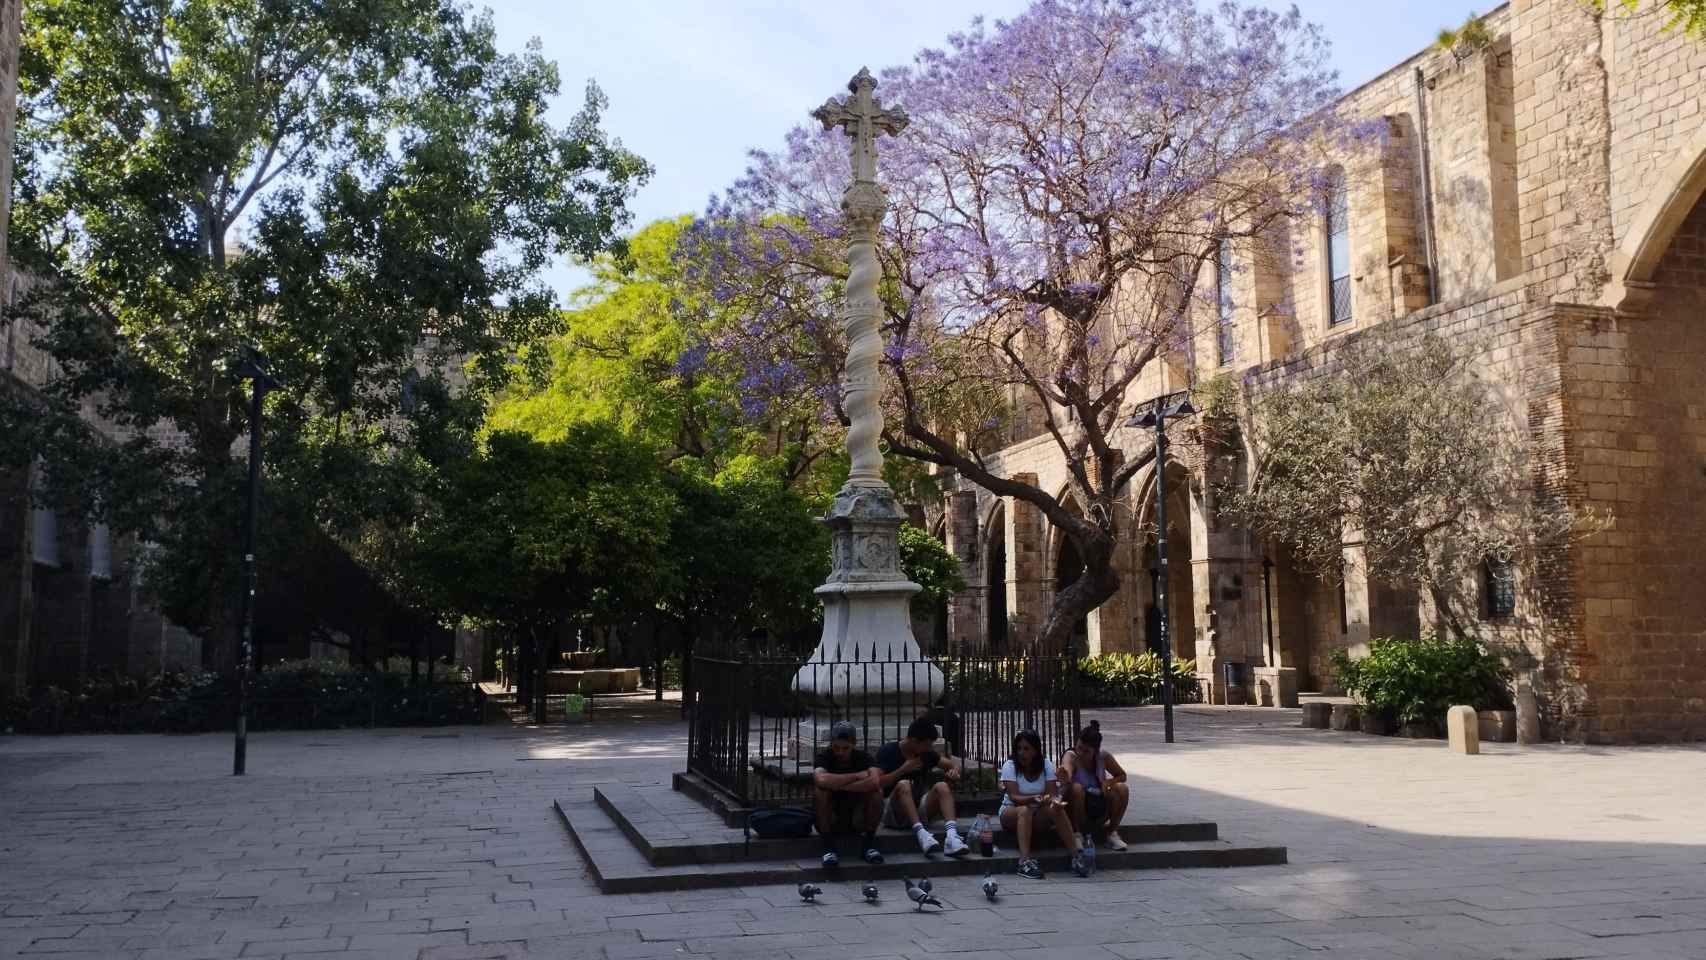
[230,348,281,776]
[1128,392,1196,744]
[1261,557,1275,669]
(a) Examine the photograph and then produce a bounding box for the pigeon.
[904,877,943,911]
[980,875,1000,901]
[861,882,880,903]
[798,882,823,903]
[917,877,932,893]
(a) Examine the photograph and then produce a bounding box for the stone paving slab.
[2,706,1706,959]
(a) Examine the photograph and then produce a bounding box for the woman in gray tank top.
[1056,720,1130,850]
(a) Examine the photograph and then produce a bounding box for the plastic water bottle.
[1080,834,1096,875]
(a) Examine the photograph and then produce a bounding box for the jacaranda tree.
[685,0,1356,652]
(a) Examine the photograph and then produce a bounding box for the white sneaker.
[915,826,942,855]
[1103,833,1128,851]
[943,829,970,858]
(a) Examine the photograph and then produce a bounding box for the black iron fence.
[687,647,1082,808]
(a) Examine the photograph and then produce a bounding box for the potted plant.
[562,693,588,724]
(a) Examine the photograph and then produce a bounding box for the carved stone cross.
[812,67,909,184]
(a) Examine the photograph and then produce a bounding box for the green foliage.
[1593,0,1706,39]
[1226,331,1600,632]
[1077,652,1200,706]
[1435,12,1495,53]
[415,424,676,632]
[1330,634,1514,727]
[5,0,647,659]
[0,659,480,734]
[899,523,965,616]
[1190,374,1241,422]
[662,455,829,645]
[492,217,841,487]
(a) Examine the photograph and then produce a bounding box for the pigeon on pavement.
[798,883,823,903]
[904,878,943,911]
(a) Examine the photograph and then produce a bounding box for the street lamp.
[1128,392,1196,744]
[1261,557,1276,670]
[230,348,281,777]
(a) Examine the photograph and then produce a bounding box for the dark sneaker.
[1071,852,1089,878]
[821,851,839,869]
[863,847,884,865]
[1017,858,1044,880]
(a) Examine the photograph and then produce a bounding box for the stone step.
[593,782,1220,867]
[557,795,1286,895]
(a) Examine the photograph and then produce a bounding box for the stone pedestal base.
[1252,667,1299,708]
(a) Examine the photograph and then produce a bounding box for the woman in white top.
[999,729,1085,879]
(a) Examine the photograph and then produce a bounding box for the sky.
[483,1,1479,301]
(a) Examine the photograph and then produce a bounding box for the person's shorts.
[1084,790,1108,823]
[881,780,942,828]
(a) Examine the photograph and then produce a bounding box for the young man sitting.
[875,716,970,857]
[811,720,884,868]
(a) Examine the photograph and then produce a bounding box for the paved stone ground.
[3,705,1705,960]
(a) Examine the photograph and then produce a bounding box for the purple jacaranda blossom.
[675,0,1367,502]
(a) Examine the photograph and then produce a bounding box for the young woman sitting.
[998,729,1086,879]
[1057,719,1130,850]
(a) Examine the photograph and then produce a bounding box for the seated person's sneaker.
[914,825,942,856]
[1103,833,1128,851]
[943,829,970,858]
[863,846,884,864]
[1017,858,1044,880]
[821,850,839,868]
[1071,852,1089,878]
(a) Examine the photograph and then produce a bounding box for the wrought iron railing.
[687,647,1081,807]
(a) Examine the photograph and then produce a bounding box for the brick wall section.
[1510,0,1616,303]
[1605,7,1706,243]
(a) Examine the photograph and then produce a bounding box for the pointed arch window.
[1215,238,1236,366]
[1482,557,1516,620]
[1325,169,1352,327]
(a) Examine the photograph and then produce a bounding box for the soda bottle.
[978,813,995,857]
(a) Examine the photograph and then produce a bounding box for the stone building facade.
[0,0,208,697]
[928,0,1706,743]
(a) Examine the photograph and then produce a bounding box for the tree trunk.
[1035,525,1120,657]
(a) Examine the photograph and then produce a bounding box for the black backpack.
[747,806,815,839]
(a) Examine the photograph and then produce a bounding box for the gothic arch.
[1611,132,1706,302]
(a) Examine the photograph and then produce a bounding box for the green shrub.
[1330,634,1513,727]
[6,658,481,734]
[1077,652,1200,707]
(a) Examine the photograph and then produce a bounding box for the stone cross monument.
[793,68,943,744]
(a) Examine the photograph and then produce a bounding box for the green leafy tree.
[3,0,649,674]
[1224,331,1603,636]
[414,425,674,720]
[1592,0,1706,38]
[897,523,964,618]
[662,457,828,655]
[491,217,843,487]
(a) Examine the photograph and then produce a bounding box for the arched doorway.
[983,501,1008,653]
[1135,463,1196,664]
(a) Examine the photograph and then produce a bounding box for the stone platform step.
[593,782,1221,867]
[556,788,1286,894]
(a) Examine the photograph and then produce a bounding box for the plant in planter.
[1330,634,1513,735]
[562,694,589,723]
